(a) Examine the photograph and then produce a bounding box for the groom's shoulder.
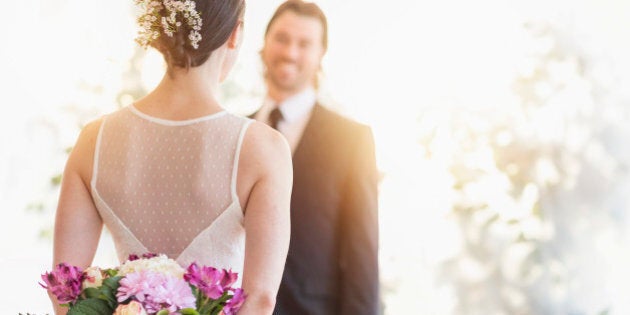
[317,103,372,135]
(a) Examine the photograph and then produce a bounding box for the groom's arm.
[338,125,380,315]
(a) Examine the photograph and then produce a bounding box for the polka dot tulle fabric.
[91,106,251,272]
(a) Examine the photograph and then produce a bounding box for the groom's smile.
[262,10,326,95]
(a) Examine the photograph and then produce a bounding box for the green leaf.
[67,298,112,315]
[102,276,122,296]
[102,275,123,290]
[98,276,122,308]
[180,308,200,315]
[83,287,100,299]
[156,310,170,315]
[201,299,224,315]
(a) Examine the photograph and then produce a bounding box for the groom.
[253,1,380,314]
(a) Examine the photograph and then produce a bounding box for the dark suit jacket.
[254,104,380,315]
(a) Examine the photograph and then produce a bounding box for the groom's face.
[262,11,325,94]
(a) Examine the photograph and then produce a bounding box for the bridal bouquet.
[40,253,245,315]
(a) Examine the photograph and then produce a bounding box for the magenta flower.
[220,269,239,288]
[117,271,195,313]
[39,263,84,304]
[127,254,140,261]
[184,262,227,299]
[141,252,159,259]
[127,252,159,261]
[224,288,246,315]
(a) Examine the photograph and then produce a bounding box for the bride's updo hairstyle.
[136,0,245,72]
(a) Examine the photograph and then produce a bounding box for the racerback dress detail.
[91,105,252,283]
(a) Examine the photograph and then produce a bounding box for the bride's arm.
[49,120,104,314]
[236,122,293,315]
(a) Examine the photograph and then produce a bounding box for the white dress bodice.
[91,105,252,283]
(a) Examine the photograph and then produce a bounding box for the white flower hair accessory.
[135,0,203,49]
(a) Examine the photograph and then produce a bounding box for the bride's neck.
[164,55,222,98]
[158,71,218,102]
[142,55,225,115]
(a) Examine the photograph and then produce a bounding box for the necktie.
[269,107,283,130]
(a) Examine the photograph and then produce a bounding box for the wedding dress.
[91,104,252,284]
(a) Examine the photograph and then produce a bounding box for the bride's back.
[92,105,251,267]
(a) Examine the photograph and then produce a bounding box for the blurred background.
[1,0,629,314]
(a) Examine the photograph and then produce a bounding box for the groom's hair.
[264,0,328,51]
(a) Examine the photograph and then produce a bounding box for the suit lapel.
[292,104,325,166]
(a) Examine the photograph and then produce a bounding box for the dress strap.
[230,118,254,204]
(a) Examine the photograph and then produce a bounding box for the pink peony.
[144,274,196,313]
[39,263,83,304]
[117,271,152,303]
[117,271,195,313]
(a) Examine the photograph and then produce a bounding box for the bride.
[48,0,292,314]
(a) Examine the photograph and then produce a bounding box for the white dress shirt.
[255,88,317,153]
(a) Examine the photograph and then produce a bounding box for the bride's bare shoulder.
[64,116,105,184]
[234,120,292,208]
[239,120,292,172]
[239,121,293,177]
[75,117,105,149]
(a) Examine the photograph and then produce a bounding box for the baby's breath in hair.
[135,0,203,49]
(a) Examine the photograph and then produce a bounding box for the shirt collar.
[265,88,317,123]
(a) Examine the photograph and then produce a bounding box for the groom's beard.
[265,57,317,94]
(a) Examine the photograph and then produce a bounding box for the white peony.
[113,300,148,315]
[118,254,185,278]
[82,266,104,289]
